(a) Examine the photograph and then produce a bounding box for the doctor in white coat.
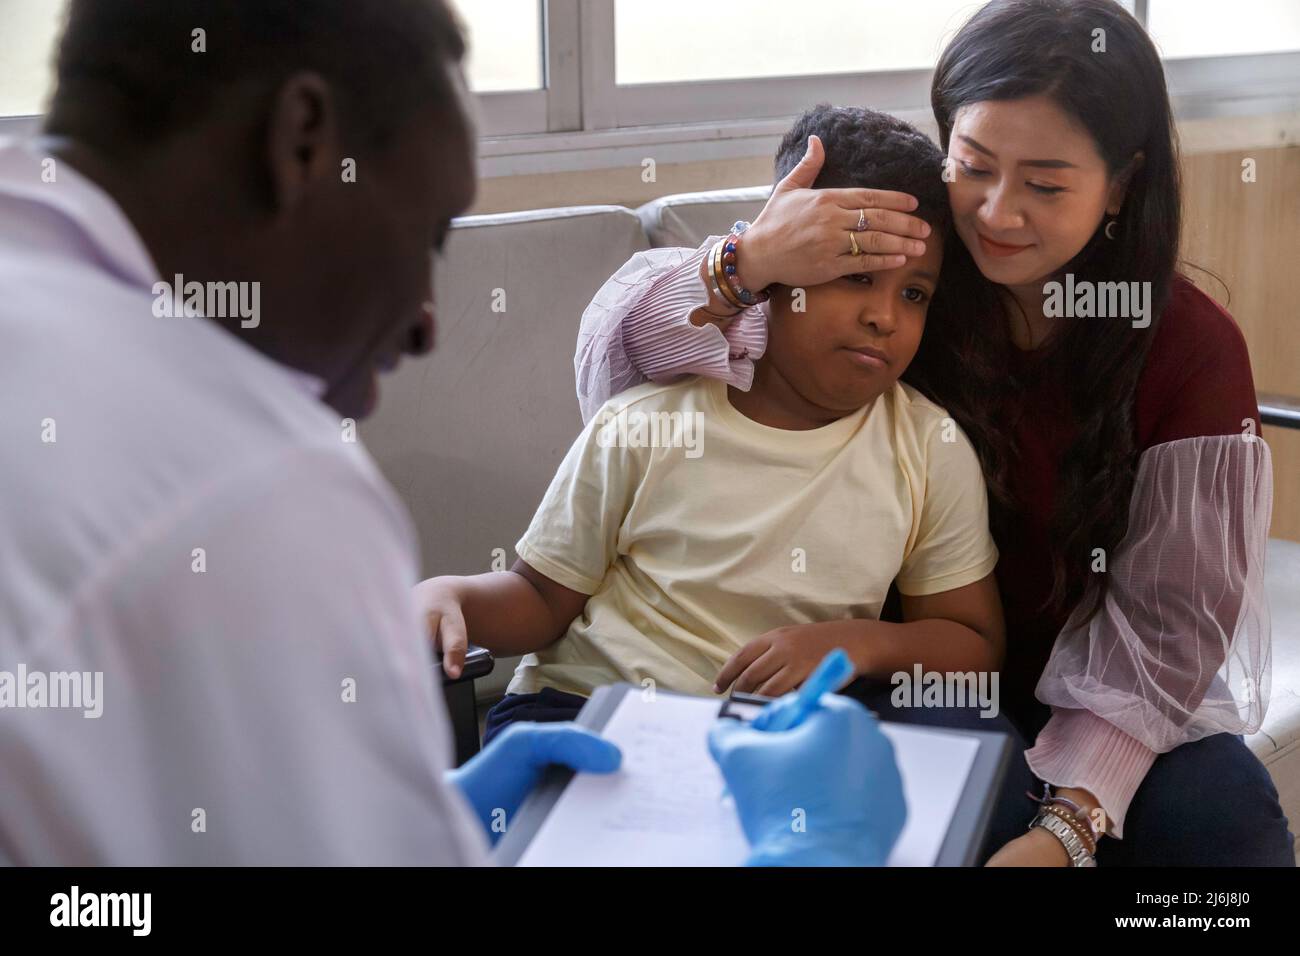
[0,0,905,867]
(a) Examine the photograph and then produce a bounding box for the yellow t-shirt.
[510,376,998,698]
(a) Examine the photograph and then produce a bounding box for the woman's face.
[945,95,1130,291]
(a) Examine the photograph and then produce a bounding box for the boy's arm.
[419,386,646,676]
[861,410,1005,676]
[418,559,590,678]
[876,573,1005,674]
[713,574,1004,696]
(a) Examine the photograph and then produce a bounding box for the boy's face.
[764,233,944,415]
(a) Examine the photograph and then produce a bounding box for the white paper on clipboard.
[515,690,980,867]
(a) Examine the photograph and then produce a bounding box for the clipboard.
[494,683,1012,867]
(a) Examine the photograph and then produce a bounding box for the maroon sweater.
[997,276,1262,734]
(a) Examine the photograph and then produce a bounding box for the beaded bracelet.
[720,221,771,307]
[1028,784,1100,845]
[706,238,745,312]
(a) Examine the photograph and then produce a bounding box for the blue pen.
[719,648,856,803]
[752,648,855,733]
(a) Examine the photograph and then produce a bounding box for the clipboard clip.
[717,691,774,722]
[718,689,881,722]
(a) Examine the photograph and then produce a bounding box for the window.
[0,0,554,131]
[0,0,64,118]
[451,0,544,92]
[1147,0,1300,58]
[579,0,982,129]
[450,0,573,136]
[614,0,980,84]
[2,0,1297,168]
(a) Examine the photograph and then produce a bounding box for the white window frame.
[577,0,936,130]
[480,0,1300,174]
[3,0,1297,169]
[1164,51,1300,118]
[0,0,579,139]
[572,0,1300,128]
[473,0,581,136]
[0,113,39,140]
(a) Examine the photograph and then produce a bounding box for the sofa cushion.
[360,205,650,695]
[1249,537,1300,851]
[636,186,771,248]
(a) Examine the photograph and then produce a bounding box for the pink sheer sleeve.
[1027,434,1273,836]
[574,238,768,424]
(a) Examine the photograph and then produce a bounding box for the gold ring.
[849,231,862,257]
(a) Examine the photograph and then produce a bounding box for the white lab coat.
[0,138,488,865]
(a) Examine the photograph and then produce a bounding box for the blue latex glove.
[447,722,621,845]
[708,693,907,866]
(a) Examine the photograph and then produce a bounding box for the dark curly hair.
[772,105,1016,534]
[775,105,952,235]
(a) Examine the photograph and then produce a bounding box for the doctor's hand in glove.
[708,649,907,866]
[446,722,621,845]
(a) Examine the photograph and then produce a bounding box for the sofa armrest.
[439,644,496,686]
[1260,392,1300,430]
[437,645,495,766]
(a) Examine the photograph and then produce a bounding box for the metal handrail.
[1260,393,1300,431]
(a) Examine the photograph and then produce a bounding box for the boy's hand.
[713,624,863,697]
[413,576,469,678]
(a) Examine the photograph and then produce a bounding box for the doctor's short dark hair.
[47,0,466,151]
[774,105,952,235]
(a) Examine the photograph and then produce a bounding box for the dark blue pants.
[482,687,587,747]
[485,683,1295,865]
[1090,732,1294,866]
[845,679,1294,866]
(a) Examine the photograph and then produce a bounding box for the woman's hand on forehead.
[740,136,933,291]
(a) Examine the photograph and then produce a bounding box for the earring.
[1104,217,1119,240]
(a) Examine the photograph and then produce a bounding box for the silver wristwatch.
[1032,809,1097,867]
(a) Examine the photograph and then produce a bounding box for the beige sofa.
[360,188,1300,850]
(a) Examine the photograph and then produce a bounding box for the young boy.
[422,106,1004,741]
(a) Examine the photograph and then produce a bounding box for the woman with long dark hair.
[572,0,1292,865]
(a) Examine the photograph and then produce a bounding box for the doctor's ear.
[1106,151,1145,217]
[264,71,344,213]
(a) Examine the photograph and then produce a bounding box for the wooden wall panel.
[1181,146,1300,540]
